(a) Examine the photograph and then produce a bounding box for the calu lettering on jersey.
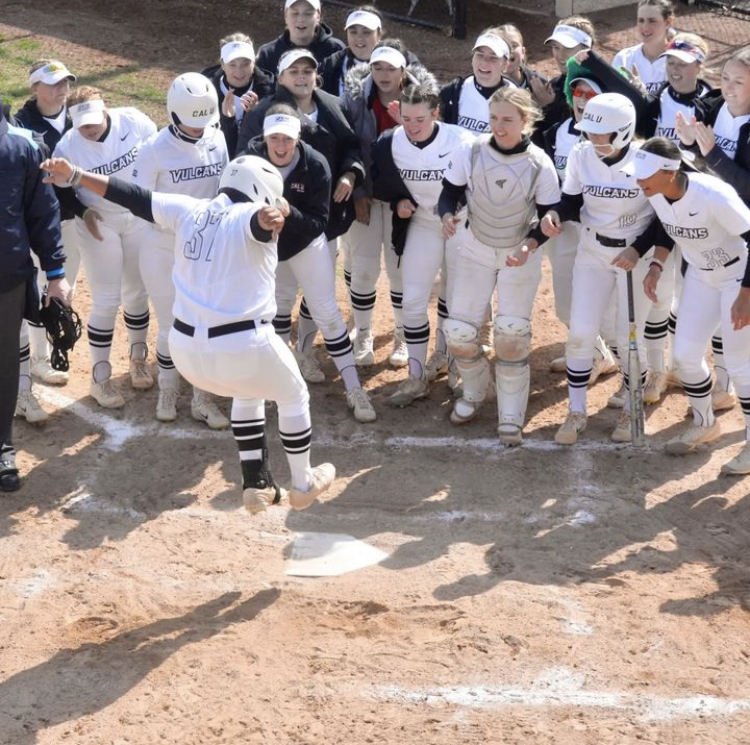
[663,223,710,240]
[169,163,224,184]
[398,168,445,182]
[582,185,641,198]
[89,146,139,176]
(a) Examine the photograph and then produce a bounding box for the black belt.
[173,317,266,338]
[700,256,740,271]
[595,233,627,248]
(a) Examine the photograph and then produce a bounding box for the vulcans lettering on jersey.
[89,146,139,176]
[399,168,445,181]
[663,223,709,239]
[457,116,489,133]
[714,136,738,155]
[582,185,640,198]
[656,127,676,140]
[169,162,224,183]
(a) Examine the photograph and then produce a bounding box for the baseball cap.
[345,9,381,30]
[278,48,318,74]
[545,24,592,49]
[369,46,407,69]
[284,0,321,10]
[472,33,510,60]
[660,39,706,64]
[221,41,255,63]
[70,98,106,129]
[620,149,681,179]
[29,61,76,87]
[263,113,302,139]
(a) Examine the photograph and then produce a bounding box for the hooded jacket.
[320,47,422,97]
[255,22,345,78]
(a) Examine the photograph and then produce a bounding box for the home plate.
[286,532,389,577]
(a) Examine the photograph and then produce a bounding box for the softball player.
[439,87,560,444]
[496,24,547,94]
[630,139,750,474]
[42,154,336,512]
[542,93,657,445]
[132,73,230,428]
[52,86,156,408]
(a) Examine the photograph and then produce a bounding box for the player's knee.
[494,316,531,364]
[444,318,481,361]
[277,392,310,418]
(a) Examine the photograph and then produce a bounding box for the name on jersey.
[582,185,640,198]
[398,167,445,182]
[169,162,224,184]
[457,116,490,133]
[656,127,677,141]
[89,146,139,176]
[714,135,738,155]
[662,223,709,239]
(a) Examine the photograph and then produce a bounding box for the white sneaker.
[389,376,428,407]
[389,330,408,368]
[555,411,587,445]
[191,393,229,429]
[643,371,668,405]
[450,397,481,425]
[607,379,626,409]
[664,421,721,455]
[90,378,125,408]
[497,423,523,446]
[129,358,154,390]
[156,388,179,422]
[721,442,750,476]
[15,389,49,423]
[31,358,68,385]
[289,462,336,511]
[589,352,618,385]
[346,387,376,422]
[295,349,325,384]
[549,356,566,373]
[353,329,375,366]
[712,389,735,412]
[611,410,632,443]
[424,349,449,382]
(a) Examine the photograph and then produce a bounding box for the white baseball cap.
[369,46,406,69]
[284,0,321,10]
[70,98,106,129]
[620,149,681,179]
[472,33,510,60]
[264,113,302,139]
[29,61,76,87]
[345,10,381,30]
[545,24,592,49]
[278,48,318,74]
[221,41,255,63]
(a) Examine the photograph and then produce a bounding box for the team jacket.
[319,48,421,96]
[243,137,331,262]
[439,74,518,134]
[343,61,438,199]
[0,106,65,293]
[201,63,275,159]
[534,74,571,148]
[255,23,345,78]
[237,86,364,239]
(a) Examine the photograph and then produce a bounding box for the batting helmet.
[167,72,219,129]
[575,92,636,151]
[219,156,285,207]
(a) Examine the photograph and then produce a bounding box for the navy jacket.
[319,48,421,96]
[255,23,345,79]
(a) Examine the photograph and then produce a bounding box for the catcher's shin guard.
[443,318,490,403]
[494,316,531,429]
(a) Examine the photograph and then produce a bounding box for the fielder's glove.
[39,296,82,372]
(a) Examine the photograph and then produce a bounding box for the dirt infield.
[1,2,750,743]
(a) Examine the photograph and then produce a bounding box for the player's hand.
[540,210,562,237]
[611,246,639,271]
[354,196,371,225]
[643,265,661,303]
[258,205,286,239]
[47,277,73,307]
[239,90,259,113]
[40,156,74,186]
[675,112,697,147]
[731,287,750,330]
[397,198,416,219]
[277,197,290,218]
[386,99,401,125]
[530,76,555,107]
[441,212,460,239]
[222,91,237,118]
[83,209,104,241]
[333,171,355,203]
[506,242,536,267]
[694,121,716,156]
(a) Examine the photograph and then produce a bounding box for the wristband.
[63,166,83,188]
[649,259,664,272]
[46,268,66,280]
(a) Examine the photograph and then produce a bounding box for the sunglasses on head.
[572,87,598,100]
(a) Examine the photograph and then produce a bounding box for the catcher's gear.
[39,296,82,372]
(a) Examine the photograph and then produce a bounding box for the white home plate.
[286,532,388,577]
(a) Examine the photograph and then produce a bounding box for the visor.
[345,10,381,30]
[29,62,76,87]
[660,39,706,64]
[284,0,321,10]
[369,46,406,69]
[621,149,681,179]
[222,41,255,63]
[70,98,106,129]
[545,24,592,49]
[263,113,302,139]
[472,33,510,60]
[278,48,318,74]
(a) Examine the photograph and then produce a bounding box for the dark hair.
[400,83,439,111]
[374,38,408,56]
[266,102,300,120]
[637,0,675,20]
[640,136,698,171]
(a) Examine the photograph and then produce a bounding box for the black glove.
[39,296,82,372]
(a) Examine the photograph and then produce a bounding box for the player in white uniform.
[542,93,657,445]
[439,87,561,444]
[133,73,230,428]
[629,139,750,474]
[374,84,474,407]
[42,154,336,512]
[52,86,156,408]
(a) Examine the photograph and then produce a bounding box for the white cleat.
[295,348,325,384]
[643,371,668,405]
[389,330,408,368]
[610,410,632,443]
[721,442,750,476]
[31,358,68,385]
[424,349,449,382]
[289,463,336,511]
[129,358,154,390]
[90,378,125,409]
[15,389,49,423]
[156,387,179,422]
[664,421,721,455]
[346,387,376,423]
[555,410,587,445]
[389,376,428,407]
[191,393,229,430]
[353,329,375,366]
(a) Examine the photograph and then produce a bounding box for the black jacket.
[243,137,331,261]
[319,47,421,96]
[533,73,570,148]
[255,23,345,78]
[237,86,364,239]
[201,63,275,159]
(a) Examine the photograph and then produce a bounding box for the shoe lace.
[348,387,372,411]
[160,389,179,407]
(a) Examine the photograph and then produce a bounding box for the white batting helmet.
[167,72,219,129]
[575,92,636,151]
[219,156,285,206]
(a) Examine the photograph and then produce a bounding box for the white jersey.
[552,118,581,181]
[53,107,157,216]
[711,103,750,161]
[455,76,516,134]
[151,192,277,328]
[654,88,709,144]
[612,45,667,94]
[563,142,654,239]
[392,122,475,221]
[647,172,750,270]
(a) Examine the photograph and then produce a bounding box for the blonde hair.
[68,85,103,107]
[560,16,596,48]
[489,87,541,135]
[220,31,251,46]
[672,31,709,59]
